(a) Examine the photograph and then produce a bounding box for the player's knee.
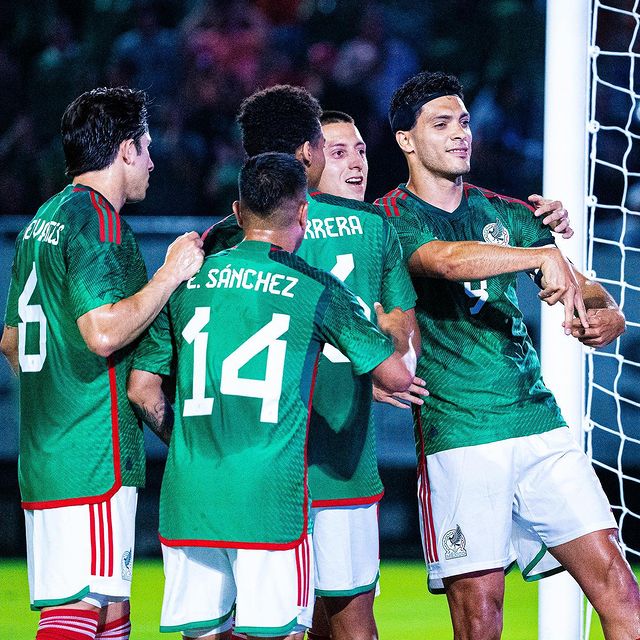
[588,551,640,618]
[452,593,503,640]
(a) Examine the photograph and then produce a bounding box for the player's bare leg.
[184,631,232,640]
[96,600,131,638]
[443,568,505,640]
[548,528,640,640]
[318,591,377,640]
[308,596,332,639]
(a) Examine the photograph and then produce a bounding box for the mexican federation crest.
[482,218,510,246]
[121,548,133,581]
[443,524,467,560]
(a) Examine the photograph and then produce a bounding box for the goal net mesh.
[586,0,640,564]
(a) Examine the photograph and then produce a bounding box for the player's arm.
[529,194,574,238]
[0,325,18,375]
[373,308,429,409]
[409,241,589,334]
[563,269,625,347]
[127,369,174,445]
[369,302,416,393]
[77,232,204,357]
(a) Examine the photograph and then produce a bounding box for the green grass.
[2,558,635,638]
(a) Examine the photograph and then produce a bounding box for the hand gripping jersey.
[201,193,416,506]
[374,184,566,457]
[4,184,148,507]
[134,240,395,548]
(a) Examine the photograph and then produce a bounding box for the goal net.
[586,0,640,568]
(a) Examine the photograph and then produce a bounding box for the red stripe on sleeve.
[90,192,106,242]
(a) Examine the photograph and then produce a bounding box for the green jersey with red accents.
[133,240,395,548]
[201,192,416,506]
[4,184,148,508]
[374,183,566,457]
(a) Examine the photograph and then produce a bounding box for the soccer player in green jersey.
[0,87,204,640]
[376,70,639,640]
[127,152,416,639]
[200,87,420,640]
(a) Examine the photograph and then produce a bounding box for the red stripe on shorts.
[98,501,106,577]
[89,504,97,576]
[106,498,114,577]
[295,543,302,606]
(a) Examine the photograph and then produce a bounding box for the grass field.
[2,558,633,639]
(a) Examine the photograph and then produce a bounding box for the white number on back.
[182,309,289,424]
[322,254,370,363]
[18,263,47,372]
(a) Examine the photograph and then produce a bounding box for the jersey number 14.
[182,308,289,423]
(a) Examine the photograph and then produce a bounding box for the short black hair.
[389,71,463,132]
[61,87,149,177]
[320,110,354,126]
[238,152,307,221]
[237,85,323,157]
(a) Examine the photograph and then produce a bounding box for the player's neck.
[405,170,464,213]
[72,172,125,212]
[243,227,299,253]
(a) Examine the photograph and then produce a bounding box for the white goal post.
[540,1,640,638]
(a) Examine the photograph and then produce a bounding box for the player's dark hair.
[61,87,149,177]
[237,85,323,157]
[389,71,464,132]
[320,110,355,126]
[239,152,307,220]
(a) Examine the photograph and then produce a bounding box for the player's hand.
[373,376,429,409]
[528,194,574,239]
[566,307,626,347]
[374,303,413,347]
[162,232,205,286]
[538,248,590,333]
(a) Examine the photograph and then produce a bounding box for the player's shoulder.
[202,213,242,255]
[373,185,414,218]
[309,191,384,219]
[464,183,535,215]
[60,185,127,244]
[269,246,345,293]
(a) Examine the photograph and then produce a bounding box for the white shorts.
[418,427,616,592]
[25,486,138,608]
[160,535,314,637]
[312,504,380,597]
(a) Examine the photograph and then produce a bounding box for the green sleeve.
[380,220,417,311]
[317,279,394,376]
[132,305,174,376]
[507,201,556,249]
[4,238,20,326]
[203,215,245,256]
[379,204,437,263]
[66,216,147,319]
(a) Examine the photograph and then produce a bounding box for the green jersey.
[134,240,395,548]
[375,184,565,457]
[4,184,148,508]
[202,192,416,506]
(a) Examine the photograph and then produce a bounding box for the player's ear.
[121,139,138,165]
[232,200,244,227]
[395,130,414,155]
[298,141,312,168]
[297,201,308,230]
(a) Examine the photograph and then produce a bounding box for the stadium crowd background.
[1,0,639,559]
[0,0,548,219]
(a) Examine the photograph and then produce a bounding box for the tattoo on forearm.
[133,398,174,445]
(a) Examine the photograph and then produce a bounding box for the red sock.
[36,608,100,640]
[95,614,131,639]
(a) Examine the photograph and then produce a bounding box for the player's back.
[5,184,148,506]
[160,239,365,547]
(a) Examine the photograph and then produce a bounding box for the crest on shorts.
[482,219,510,246]
[442,525,467,560]
[121,549,133,581]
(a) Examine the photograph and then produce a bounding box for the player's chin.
[341,184,365,201]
